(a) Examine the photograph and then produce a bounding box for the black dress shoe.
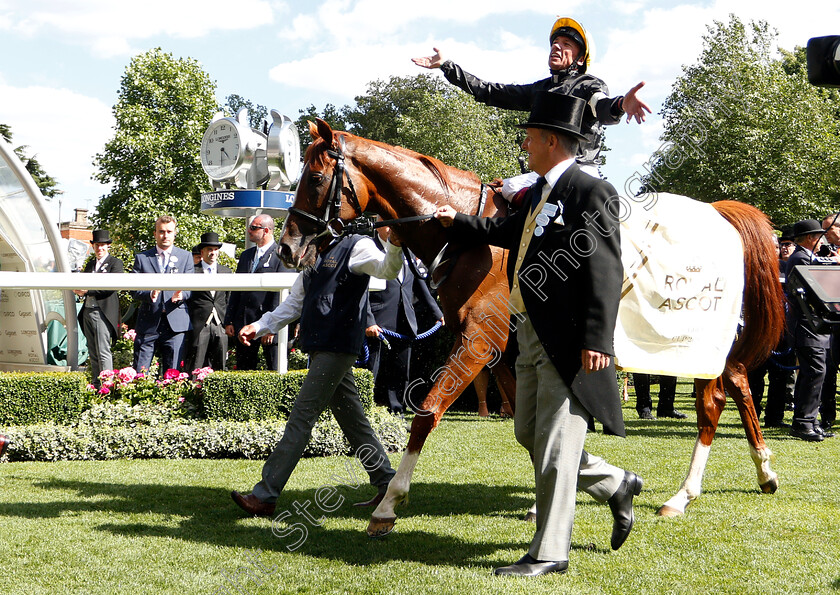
[494,553,568,577]
[815,424,834,438]
[638,409,656,420]
[789,426,823,442]
[0,434,8,457]
[607,471,643,550]
[657,410,687,419]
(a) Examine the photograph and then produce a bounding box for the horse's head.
[278,118,367,268]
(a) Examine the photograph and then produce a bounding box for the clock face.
[201,119,244,180]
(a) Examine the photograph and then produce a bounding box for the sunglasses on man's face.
[249,225,265,231]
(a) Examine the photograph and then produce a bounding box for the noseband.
[288,136,363,240]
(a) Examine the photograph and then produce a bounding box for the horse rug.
[613,193,744,379]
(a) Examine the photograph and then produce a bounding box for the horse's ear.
[308,120,320,140]
[315,118,334,146]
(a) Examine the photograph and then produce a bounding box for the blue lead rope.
[355,321,443,366]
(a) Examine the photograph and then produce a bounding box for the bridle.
[288,135,364,241]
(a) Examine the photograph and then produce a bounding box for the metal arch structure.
[0,138,78,372]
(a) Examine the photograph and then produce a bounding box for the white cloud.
[5,0,276,56]
[1,82,114,216]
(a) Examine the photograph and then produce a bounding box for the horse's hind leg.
[489,358,516,417]
[658,377,725,516]
[721,363,779,494]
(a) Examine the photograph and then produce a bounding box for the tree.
[224,94,268,130]
[294,103,351,153]
[398,88,525,181]
[92,48,239,251]
[642,15,840,226]
[0,123,61,199]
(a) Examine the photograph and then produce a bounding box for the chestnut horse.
[278,119,784,535]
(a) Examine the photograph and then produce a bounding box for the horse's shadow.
[0,477,607,568]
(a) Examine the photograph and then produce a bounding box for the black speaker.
[806,36,840,87]
[787,265,840,333]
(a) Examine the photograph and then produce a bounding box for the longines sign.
[200,189,295,218]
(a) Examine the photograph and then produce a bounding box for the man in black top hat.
[436,91,641,576]
[187,232,232,372]
[785,219,839,441]
[74,229,125,386]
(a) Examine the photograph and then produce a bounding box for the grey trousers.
[81,308,113,385]
[252,351,396,503]
[515,315,625,562]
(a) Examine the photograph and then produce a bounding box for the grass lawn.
[2,382,839,594]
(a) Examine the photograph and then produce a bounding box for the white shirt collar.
[542,157,577,192]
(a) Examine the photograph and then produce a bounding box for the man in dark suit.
[365,226,443,413]
[224,214,293,370]
[436,92,641,577]
[785,219,839,441]
[74,229,124,387]
[131,215,193,375]
[186,232,232,372]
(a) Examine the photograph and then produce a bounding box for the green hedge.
[0,372,89,425]
[200,368,375,421]
[0,402,406,462]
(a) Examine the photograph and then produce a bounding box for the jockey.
[413,16,651,205]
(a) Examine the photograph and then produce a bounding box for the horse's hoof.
[367,515,397,538]
[656,505,684,517]
[523,511,537,523]
[759,477,779,494]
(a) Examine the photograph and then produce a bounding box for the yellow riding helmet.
[549,17,591,73]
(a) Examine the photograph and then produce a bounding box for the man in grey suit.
[74,229,124,386]
[436,92,641,576]
[130,215,193,374]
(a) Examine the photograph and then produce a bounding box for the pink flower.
[193,367,214,381]
[178,397,185,403]
[86,384,95,391]
[177,372,189,382]
[163,368,181,380]
[99,369,115,380]
[98,386,111,395]
[124,328,137,342]
[116,367,137,383]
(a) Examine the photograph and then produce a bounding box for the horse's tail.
[712,200,785,371]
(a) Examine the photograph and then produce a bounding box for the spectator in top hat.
[786,219,839,441]
[187,232,232,372]
[224,214,294,370]
[191,245,202,266]
[131,215,193,375]
[73,229,125,387]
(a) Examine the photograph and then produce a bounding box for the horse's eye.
[309,172,324,186]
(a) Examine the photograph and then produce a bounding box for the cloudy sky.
[1,0,837,225]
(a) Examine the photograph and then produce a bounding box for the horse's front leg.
[366,339,490,537]
[658,377,725,516]
[722,364,779,494]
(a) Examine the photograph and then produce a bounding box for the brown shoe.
[354,489,387,507]
[231,491,276,517]
[0,434,8,457]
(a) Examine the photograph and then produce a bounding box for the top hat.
[779,225,795,242]
[792,219,824,237]
[196,231,223,249]
[90,229,112,244]
[517,91,587,140]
